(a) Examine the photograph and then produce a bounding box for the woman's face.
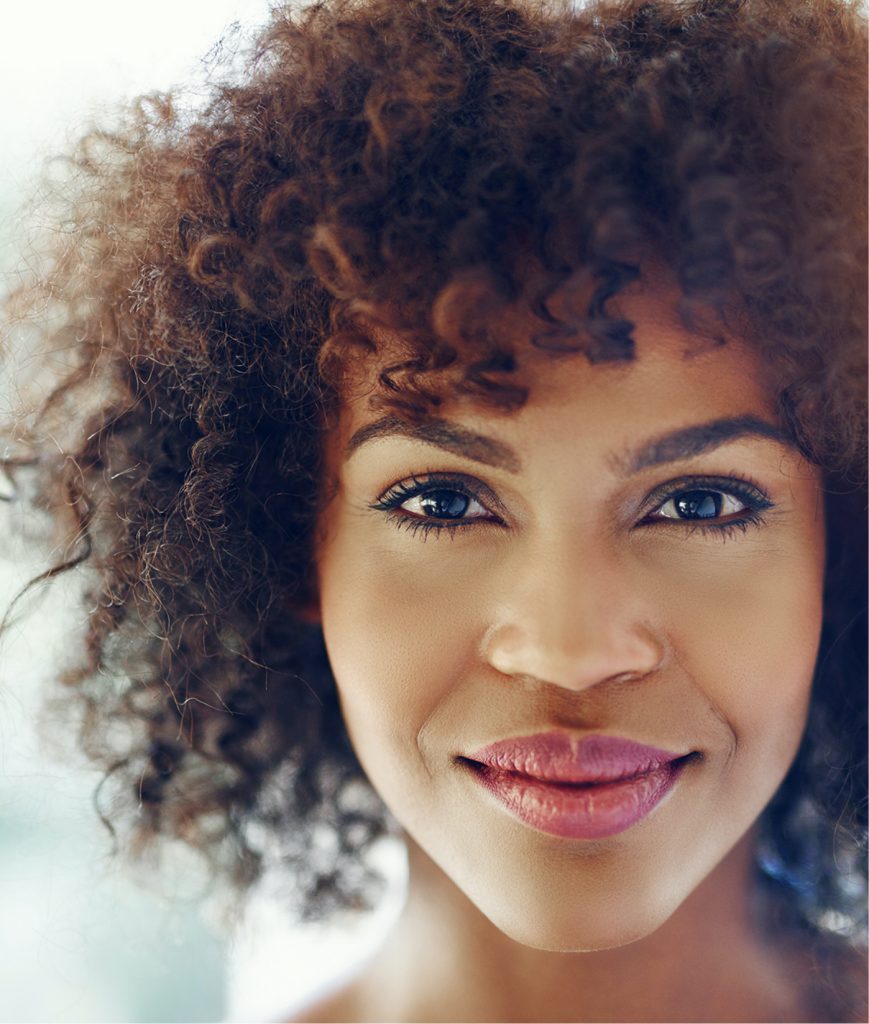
[314,272,826,951]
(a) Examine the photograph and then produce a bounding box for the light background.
[0,2,405,1021]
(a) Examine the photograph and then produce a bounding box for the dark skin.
[285,270,863,1023]
[296,834,820,1023]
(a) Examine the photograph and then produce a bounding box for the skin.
[300,267,829,1022]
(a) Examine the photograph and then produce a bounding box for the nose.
[480,541,666,693]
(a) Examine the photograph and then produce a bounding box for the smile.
[460,732,696,840]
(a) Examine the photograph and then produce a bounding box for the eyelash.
[368,472,774,541]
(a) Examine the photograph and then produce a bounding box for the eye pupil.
[675,491,722,519]
[419,490,469,518]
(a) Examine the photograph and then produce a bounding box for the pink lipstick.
[462,732,691,840]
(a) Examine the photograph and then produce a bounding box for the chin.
[461,866,687,953]
[491,902,675,954]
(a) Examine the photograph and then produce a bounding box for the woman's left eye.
[651,489,746,522]
[640,476,774,537]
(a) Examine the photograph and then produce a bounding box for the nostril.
[479,616,667,694]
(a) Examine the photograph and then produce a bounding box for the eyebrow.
[344,413,795,476]
[345,414,522,473]
[619,415,795,475]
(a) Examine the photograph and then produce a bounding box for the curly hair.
[1,0,865,936]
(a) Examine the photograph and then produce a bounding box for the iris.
[675,491,721,519]
[419,491,470,518]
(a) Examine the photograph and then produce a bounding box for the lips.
[461,732,692,840]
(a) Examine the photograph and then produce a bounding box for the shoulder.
[282,974,369,1024]
[800,936,868,1024]
[838,942,868,1024]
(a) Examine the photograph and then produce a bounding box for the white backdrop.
[0,3,404,1020]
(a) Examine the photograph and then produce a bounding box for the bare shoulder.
[282,974,368,1024]
[840,943,868,1024]
[801,936,868,1023]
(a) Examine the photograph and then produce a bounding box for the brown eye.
[401,489,489,521]
[637,475,774,539]
[369,472,502,539]
[654,490,746,521]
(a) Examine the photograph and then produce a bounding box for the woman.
[1,0,865,1020]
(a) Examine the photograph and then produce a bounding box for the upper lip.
[464,731,688,784]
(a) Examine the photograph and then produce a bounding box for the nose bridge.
[481,528,665,692]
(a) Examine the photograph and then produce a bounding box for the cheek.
[317,524,481,774]
[659,536,824,763]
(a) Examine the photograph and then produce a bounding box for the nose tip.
[481,619,665,693]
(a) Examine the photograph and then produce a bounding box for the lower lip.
[465,759,687,840]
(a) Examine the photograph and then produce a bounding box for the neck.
[352,831,810,1022]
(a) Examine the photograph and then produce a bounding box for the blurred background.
[0,3,404,1020]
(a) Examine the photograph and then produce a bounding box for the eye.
[639,476,774,537]
[652,489,747,521]
[368,472,500,538]
[370,472,774,541]
[399,488,489,522]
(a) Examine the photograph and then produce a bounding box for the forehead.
[334,265,775,439]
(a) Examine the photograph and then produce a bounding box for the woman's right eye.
[368,473,498,539]
[399,488,489,521]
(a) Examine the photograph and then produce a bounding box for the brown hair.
[1,0,865,929]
